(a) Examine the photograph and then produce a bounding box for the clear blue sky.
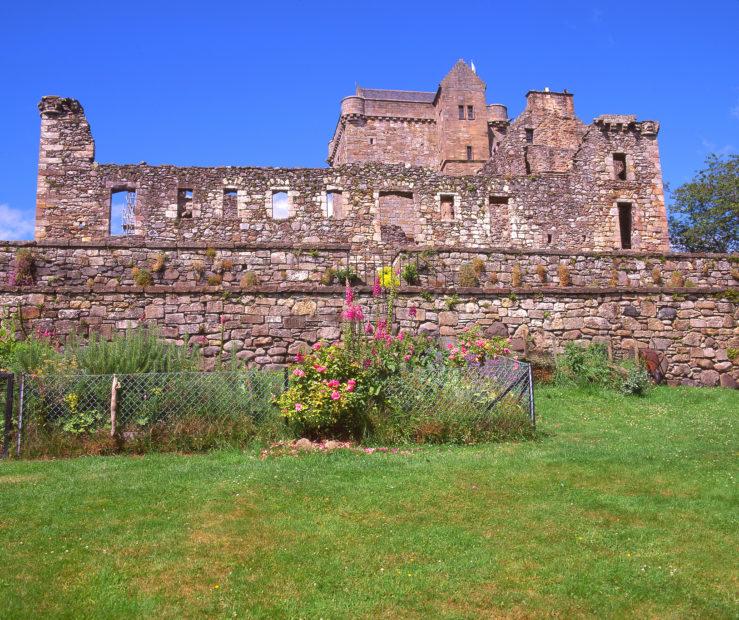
[1,0,738,239]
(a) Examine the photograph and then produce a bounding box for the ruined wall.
[33,93,669,253]
[2,286,736,387]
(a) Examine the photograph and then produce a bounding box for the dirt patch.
[0,474,42,484]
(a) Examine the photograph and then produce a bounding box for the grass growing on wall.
[0,385,736,618]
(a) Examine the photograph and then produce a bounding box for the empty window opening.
[613,153,627,180]
[467,105,474,120]
[110,189,136,236]
[525,128,534,144]
[177,188,193,219]
[458,105,465,120]
[369,137,375,145]
[547,233,552,244]
[489,196,509,205]
[440,195,455,221]
[326,190,344,218]
[271,191,289,219]
[466,146,473,161]
[223,188,237,218]
[618,202,632,249]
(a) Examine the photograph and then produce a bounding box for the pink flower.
[312,342,322,351]
[447,343,454,350]
[513,360,520,370]
[363,359,372,368]
[345,282,354,304]
[503,348,511,355]
[295,403,303,411]
[364,322,373,335]
[343,304,364,322]
[403,354,411,362]
[408,306,417,318]
[475,339,485,347]
[220,316,227,325]
[293,368,305,377]
[327,379,340,388]
[346,379,357,392]
[314,365,326,373]
[364,447,376,454]
[396,332,405,341]
[295,352,305,363]
[372,277,381,297]
[331,390,341,400]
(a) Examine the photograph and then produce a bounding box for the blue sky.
[1,0,737,239]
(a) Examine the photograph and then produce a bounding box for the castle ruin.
[1,61,736,387]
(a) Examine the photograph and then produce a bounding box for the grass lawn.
[0,385,737,619]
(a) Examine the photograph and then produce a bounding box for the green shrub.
[555,343,614,388]
[335,266,360,285]
[401,263,420,285]
[620,361,652,396]
[68,327,201,374]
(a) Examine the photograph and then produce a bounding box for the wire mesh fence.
[8,358,534,458]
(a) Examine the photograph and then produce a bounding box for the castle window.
[547,233,552,245]
[177,188,193,219]
[489,196,509,206]
[467,105,474,120]
[440,195,455,221]
[110,188,136,236]
[525,128,534,144]
[618,202,633,249]
[466,146,473,161]
[223,189,237,218]
[325,191,344,218]
[613,153,627,181]
[369,138,375,145]
[458,105,465,120]
[271,191,289,219]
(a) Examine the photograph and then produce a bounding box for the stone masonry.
[1,60,736,386]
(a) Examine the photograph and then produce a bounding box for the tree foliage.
[668,154,738,253]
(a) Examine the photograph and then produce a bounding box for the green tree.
[668,154,738,253]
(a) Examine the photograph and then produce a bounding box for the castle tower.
[36,97,97,240]
[435,60,490,175]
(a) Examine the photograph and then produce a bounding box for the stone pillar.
[36,97,96,241]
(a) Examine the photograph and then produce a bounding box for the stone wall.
[33,92,669,253]
[1,285,736,387]
[4,242,735,290]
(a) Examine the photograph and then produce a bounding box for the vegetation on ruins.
[8,248,35,286]
[131,267,153,287]
[668,153,738,253]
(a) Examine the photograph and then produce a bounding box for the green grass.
[0,385,737,619]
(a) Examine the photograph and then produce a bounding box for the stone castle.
[1,61,736,387]
[35,60,668,253]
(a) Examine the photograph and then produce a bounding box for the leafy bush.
[335,266,360,285]
[445,325,509,366]
[401,263,420,285]
[620,361,652,396]
[555,343,615,388]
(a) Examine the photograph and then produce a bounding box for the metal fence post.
[1,372,15,459]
